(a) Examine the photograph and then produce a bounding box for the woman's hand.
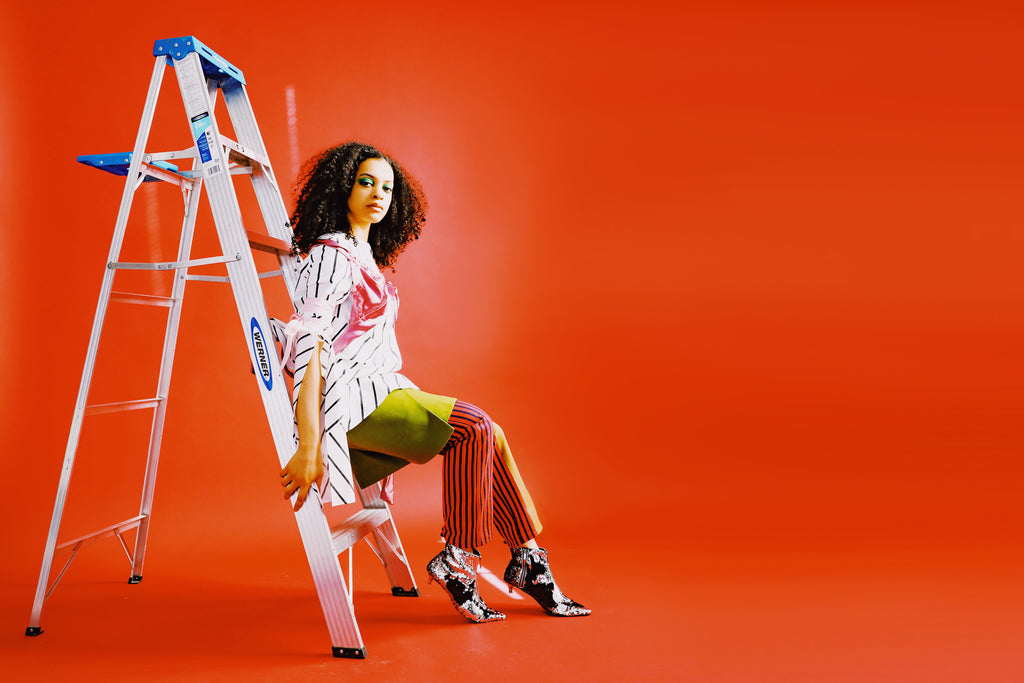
[281,444,324,512]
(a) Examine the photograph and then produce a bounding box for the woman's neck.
[351,224,371,243]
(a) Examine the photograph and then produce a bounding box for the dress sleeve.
[286,245,353,405]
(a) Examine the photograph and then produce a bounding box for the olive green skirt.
[345,388,457,489]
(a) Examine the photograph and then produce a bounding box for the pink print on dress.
[315,239,398,354]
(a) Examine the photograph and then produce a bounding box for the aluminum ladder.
[25,35,418,659]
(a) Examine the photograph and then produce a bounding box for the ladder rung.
[85,398,164,416]
[330,509,390,555]
[56,515,147,555]
[186,270,282,284]
[223,138,270,168]
[141,162,194,186]
[110,292,176,307]
[109,254,240,271]
[145,147,196,163]
[247,230,292,255]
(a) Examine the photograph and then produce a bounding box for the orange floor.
[5,403,1024,682]
[4,510,1023,682]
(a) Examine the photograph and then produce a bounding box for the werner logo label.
[250,318,273,391]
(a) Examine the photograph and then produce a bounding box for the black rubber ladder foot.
[25,627,44,636]
[391,586,419,597]
[128,575,143,584]
[332,647,366,659]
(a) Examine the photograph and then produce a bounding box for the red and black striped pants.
[439,401,542,549]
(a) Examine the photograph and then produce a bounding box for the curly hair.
[289,141,427,268]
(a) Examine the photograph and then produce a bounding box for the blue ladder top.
[77,153,179,181]
[153,36,245,86]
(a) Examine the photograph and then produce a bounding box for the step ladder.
[26,36,418,659]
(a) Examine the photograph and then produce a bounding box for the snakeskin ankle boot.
[504,547,591,617]
[426,544,505,623]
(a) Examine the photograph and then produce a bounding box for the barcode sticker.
[206,163,223,177]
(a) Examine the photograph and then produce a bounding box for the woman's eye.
[358,178,373,187]
[382,185,392,193]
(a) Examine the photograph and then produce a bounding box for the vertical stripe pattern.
[440,401,542,549]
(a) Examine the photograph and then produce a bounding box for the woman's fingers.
[282,471,310,510]
[293,484,309,511]
[282,471,302,502]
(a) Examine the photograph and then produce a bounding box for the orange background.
[2,1,1023,680]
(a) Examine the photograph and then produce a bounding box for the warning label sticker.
[190,112,213,164]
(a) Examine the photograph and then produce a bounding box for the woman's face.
[347,157,395,230]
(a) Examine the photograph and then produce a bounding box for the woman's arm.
[281,339,324,511]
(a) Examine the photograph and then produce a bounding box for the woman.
[278,142,589,622]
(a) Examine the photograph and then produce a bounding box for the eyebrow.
[357,173,393,183]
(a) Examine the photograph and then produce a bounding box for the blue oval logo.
[250,317,273,391]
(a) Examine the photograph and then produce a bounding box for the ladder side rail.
[221,83,302,299]
[130,177,205,582]
[28,56,169,634]
[252,163,302,300]
[171,52,366,657]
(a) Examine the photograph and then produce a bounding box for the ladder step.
[186,270,282,283]
[153,36,245,85]
[330,509,391,556]
[85,398,163,416]
[110,292,176,307]
[109,254,240,271]
[247,230,292,255]
[56,515,146,554]
[223,138,270,168]
[78,153,179,182]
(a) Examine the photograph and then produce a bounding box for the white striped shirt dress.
[283,234,417,505]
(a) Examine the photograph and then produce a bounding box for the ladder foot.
[332,647,366,659]
[25,627,44,637]
[391,586,419,597]
[128,575,143,584]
